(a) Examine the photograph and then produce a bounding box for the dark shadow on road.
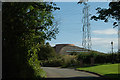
[104,74,120,80]
[1,77,110,80]
[42,77,109,80]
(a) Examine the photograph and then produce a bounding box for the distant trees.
[2,2,59,79]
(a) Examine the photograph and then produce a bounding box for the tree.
[2,2,59,79]
[90,1,120,53]
[38,43,56,60]
[78,0,120,27]
[91,1,120,28]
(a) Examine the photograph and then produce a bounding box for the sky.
[47,2,118,53]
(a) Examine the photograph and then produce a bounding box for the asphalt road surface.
[41,67,107,80]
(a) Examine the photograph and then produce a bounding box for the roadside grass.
[76,63,120,80]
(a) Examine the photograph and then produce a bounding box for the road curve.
[41,67,106,80]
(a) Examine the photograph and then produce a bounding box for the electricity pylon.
[82,2,92,50]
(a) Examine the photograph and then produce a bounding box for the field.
[76,63,120,79]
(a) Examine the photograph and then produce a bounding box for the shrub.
[77,52,92,64]
[61,55,78,67]
[41,54,78,67]
[77,52,120,65]
[38,43,56,60]
[27,44,47,78]
[95,54,107,64]
[70,52,78,55]
[42,58,63,67]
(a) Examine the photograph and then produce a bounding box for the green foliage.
[41,54,78,67]
[77,52,97,63]
[61,55,78,68]
[105,53,120,63]
[77,52,89,60]
[41,51,119,68]
[2,2,59,79]
[44,51,120,67]
[91,1,120,28]
[38,43,56,60]
[89,51,98,58]
[27,44,46,78]
[95,54,107,64]
[77,63,120,80]
[70,52,78,55]
[77,52,120,64]
[42,58,63,67]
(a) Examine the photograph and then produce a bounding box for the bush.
[61,55,78,67]
[77,52,98,64]
[27,44,47,78]
[70,52,78,55]
[41,54,79,67]
[38,43,56,60]
[42,58,63,67]
[95,54,107,64]
[105,53,119,63]
[77,52,120,65]
[40,50,120,68]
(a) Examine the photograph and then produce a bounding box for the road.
[41,67,107,80]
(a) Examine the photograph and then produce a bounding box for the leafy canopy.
[91,1,120,28]
[2,2,60,79]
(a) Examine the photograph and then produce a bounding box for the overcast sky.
[47,2,118,53]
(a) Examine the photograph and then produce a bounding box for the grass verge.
[76,63,120,80]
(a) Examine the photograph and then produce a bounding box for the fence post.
[90,57,94,66]
[118,21,120,53]
[80,59,83,67]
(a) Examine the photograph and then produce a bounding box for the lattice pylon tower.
[82,3,92,50]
